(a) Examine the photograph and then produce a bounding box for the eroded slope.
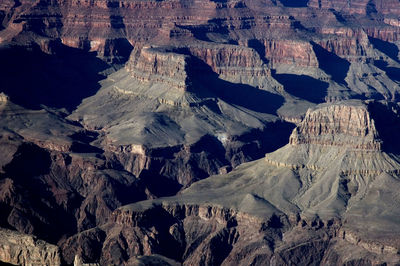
[84,101,400,265]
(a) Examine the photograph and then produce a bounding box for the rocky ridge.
[289,101,381,149]
[0,0,400,265]
[0,228,61,266]
[75,100,400,265]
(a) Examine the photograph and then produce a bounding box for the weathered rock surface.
[289,101,381,149]
[308,0,400,15]
[0,0,400,265]
[75,101,400,265]
[68,43,291,188]
[0,99,152,265]
[0,228,61,266]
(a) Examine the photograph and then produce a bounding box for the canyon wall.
[58,100,400,265]
[1,0,400,265]
[0,229,61,266]
[289,101,381,149]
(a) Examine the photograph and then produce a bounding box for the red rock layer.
[308,0,400,15]
[2,0,399,66]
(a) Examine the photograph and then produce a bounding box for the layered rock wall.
[289,102,381,149]
[0,229,61,266]
[126,47,190,90]
[263,39,318,67]
[308,0,400,15]
[2,0,399,66]
[187,45,271,77]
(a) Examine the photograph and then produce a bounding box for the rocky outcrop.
[289,101,381,149]
[1,0,400,265]
[315,29,372,61]
[67,202,322,265]
[186,44,271,78]
[0,229,61,266]
[126,44,276,91]
[126,46,190,91]
[68,100,400,265]
[0,135,148,240]
[264,39,318,67]
[308,0,400,15]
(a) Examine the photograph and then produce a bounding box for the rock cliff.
[1,0,400,265]
[2,0,400,68]
[308,0,400,15]
[289,101,381,149]
[69,100,400,265]
[126,46,190,91]
[0,229,61,266]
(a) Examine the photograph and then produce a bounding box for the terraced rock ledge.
[64,100,400,265]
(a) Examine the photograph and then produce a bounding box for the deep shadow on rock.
[369,37,399,63]
[186,56,285,115]
[272,73,328,103]
[234,121,295,158]
[139,170,184,197]
[366,0,378,16]
[374,60,400,82]
[1,143,79,242]
[311,42,350,85]
[368,101,400,154]
[178,19,232,44]
[247,39,269,64]
[3,143,52,177]
[0,43,110,112]
[279,0,309,8]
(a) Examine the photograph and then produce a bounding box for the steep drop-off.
[0,0,400,264]
[75,100,400,265]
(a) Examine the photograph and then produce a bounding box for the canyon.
[0,0,399,265]
[76,100,400,265]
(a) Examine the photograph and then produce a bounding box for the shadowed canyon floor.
[0,0,400,265]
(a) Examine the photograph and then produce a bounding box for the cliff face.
[186,44,271,79]
[264,39,318,67]
[58,100,400,265]
[125,44,275,90]
[289,102,381,149]
[308,0,400,15]
[1,0,400,265]
[268,101,400,175]
[126,46,190,91]
[2,0,399,66]
[0,229,61,266]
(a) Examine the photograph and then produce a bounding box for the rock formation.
[308,0,400,15]
[0,228,61,266]
[0,0,400,265]
[77,100,400,265]
[288,101,381,149]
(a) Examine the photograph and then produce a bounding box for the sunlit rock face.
[71,101,400,265]
[0,0,400,265]
[289,101,381,149]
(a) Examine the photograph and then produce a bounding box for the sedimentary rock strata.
[64,100,400,265]
[0,228,61,266]
[0,0,400,265]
